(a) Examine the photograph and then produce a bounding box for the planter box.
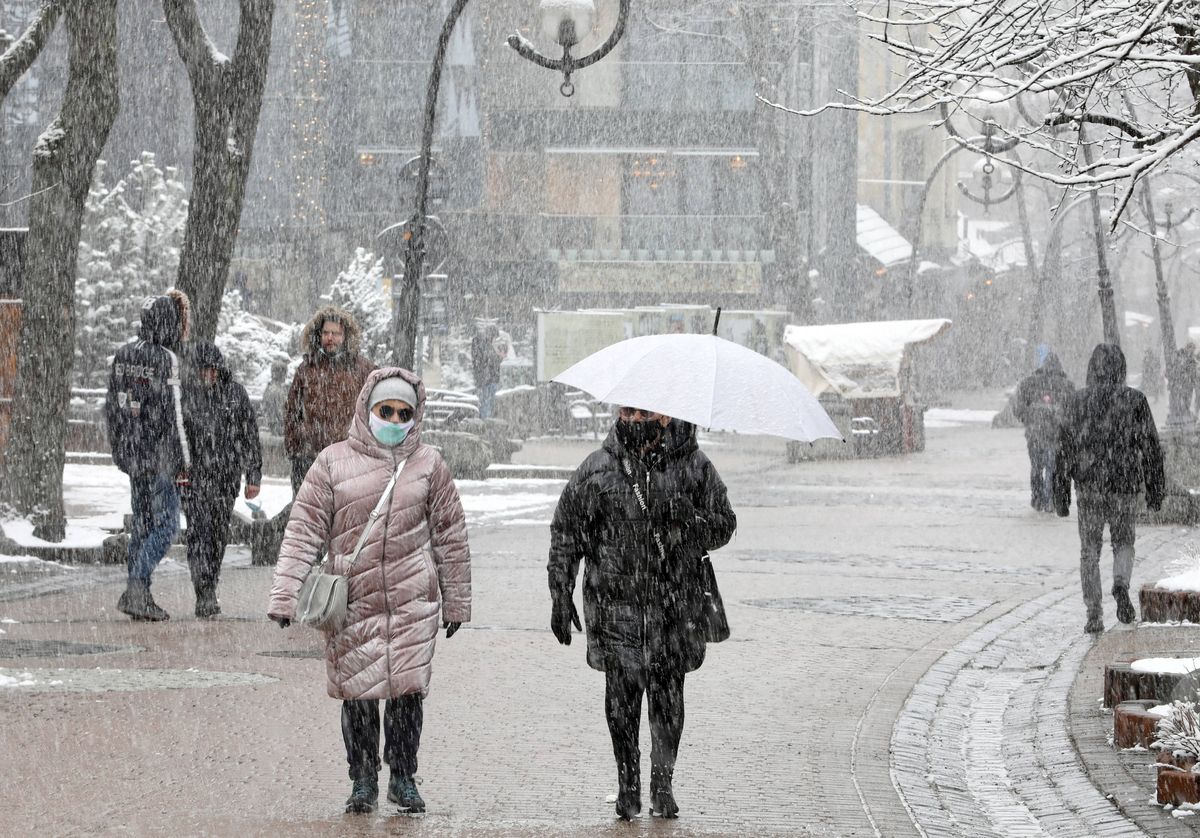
[1115,700,1162,749]
[1141,584,1200,624]
[1158,767,1200,806]
[1104,662,1189,708]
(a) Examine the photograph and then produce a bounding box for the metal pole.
[393,0,472,369]
[1140,179,1186,425]
[1077,127,1120,345]
[1012,172,1042,368]
[906,144,962,316]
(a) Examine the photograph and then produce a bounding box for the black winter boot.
[118,581,169,622]
[345,776,378,813]
[387,774,425,812]
[650,765,679,818]
[615,764,641,820]
[1085,609,1104,635]
[1113,585,1136,624]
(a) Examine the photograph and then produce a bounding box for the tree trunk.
[165,0,275,342]
[0,0,118,540]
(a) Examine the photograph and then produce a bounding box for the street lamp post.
[385,0,630,369]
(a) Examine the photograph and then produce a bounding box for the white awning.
[857,205,913,267]
[783,318,953,398]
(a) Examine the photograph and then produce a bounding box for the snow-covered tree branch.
[0,0,66,101]
[784,0,1200,192]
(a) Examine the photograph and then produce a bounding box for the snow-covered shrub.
[1157,702,1200,768]
[326,248,393,365]
[215,289,297,398]
[74,153,188,387]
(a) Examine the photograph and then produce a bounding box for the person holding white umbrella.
[548,405,737,821]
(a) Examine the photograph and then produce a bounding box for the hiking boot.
[117,583,169,622]
[1114,585,1137,624]
[615,766,641,820]
[195,589,220,620]
[387,774,425,812]
[650,766,679,818]
[345,776,378,814]
[1085,611,1104,635]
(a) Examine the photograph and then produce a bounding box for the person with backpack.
[1013,352,1075,512]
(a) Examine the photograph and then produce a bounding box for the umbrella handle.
[712,307,722,336]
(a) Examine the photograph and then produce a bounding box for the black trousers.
[342,696,423,780]
[181,491,234,597]
[604,667,685,784]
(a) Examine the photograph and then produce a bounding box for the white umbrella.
[552,333,843,442]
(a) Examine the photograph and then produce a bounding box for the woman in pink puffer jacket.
[268,368,470,815]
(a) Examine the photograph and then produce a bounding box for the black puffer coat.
[182,342,262,497]
[1054,343,1165,511]
[548,420,737,674]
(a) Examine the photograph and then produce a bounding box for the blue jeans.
[479,383,499,420]
[127,474,180,585]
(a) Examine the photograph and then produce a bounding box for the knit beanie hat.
[368,376,418,410]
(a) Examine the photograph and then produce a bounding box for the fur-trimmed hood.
[300,305,364,361]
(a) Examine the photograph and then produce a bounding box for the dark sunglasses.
[376,405,413,422]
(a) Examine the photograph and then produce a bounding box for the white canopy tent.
[782,319,952,399]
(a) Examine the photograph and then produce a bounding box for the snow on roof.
[782,318,952,398]
[856,205,913,267]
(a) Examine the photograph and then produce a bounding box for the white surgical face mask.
[369,411,414,446]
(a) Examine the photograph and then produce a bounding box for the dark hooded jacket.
[1054,343,1164,512]
[548,419,737,674]
[283,307,376,459]
[104,295,187,477]
[1013,353,1075,446]
[182,342,262,497]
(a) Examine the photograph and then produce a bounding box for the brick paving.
[0,419,1198,836]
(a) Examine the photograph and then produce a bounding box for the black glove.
[443,620,461,639]
[551,597,582,645]
[663,496,698,546]
[270,615,291,629]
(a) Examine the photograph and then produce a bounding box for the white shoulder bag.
[296,459,406,632]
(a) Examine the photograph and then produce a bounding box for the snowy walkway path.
[892,526,1192,837]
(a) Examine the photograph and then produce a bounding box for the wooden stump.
[1158,768,1200,805]
[1115,700,1163,749]
[1140,584,1200,624]
[1104,662,1190,708]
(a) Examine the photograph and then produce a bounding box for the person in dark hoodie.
[1055,343,1165,634]
[105,294,191,621]
[181,342,262,619]
[1014,352,1075,512]
[548,407,737,820]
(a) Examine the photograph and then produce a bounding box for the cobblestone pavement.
[1,414,1198,836]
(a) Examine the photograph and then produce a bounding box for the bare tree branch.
[0,0,66,101]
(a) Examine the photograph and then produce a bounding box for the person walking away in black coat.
[104,294,191,622]
[1054,343,1164,634]
[182,342,262,618]
[548,408,737,820]
[1013,353,1075,512]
